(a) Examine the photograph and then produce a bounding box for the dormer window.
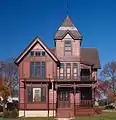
[64,40,72,56]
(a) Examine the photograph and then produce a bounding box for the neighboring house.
[15,16,100,117]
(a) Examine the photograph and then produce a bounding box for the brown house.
[15,16,100,118]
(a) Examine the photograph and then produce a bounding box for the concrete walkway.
[56,118,71,120]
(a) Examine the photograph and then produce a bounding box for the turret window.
[65,40,71,51]
[64,40,72,56]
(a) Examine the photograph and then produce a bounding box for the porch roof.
[22,80,96,84]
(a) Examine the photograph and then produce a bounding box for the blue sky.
[0,0,116,69]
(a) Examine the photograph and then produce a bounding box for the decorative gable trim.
[15,36,59,65]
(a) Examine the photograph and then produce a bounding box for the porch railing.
[57,100,93,108]
[56,76,94,81]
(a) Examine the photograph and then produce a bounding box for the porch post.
[92,86,95,107]
[24,78,26,118]
[53,81,54,118]
[48,76,50,119]
[74,82,76,117]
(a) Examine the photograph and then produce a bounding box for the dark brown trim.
[15,36,59,65]
[54,30,82,40]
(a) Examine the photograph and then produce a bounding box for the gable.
[15,36,59,65]
[32,43,44,50]
[63,34,73,39]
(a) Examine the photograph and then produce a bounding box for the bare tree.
[0,60,18,97]
[100,61,116,102]
[100,61,116,93]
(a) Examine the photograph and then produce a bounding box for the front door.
[58,88,70,108]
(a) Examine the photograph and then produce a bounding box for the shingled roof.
[54,15,82,40]
[80,48,101,69]
[61,15,75,27]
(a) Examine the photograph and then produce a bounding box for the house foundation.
[19,110,56,117]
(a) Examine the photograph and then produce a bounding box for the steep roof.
[54,15,82,40]
[15,36,59,65]
[61,15,75,27]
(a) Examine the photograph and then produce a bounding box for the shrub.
[95,108,102,114]
[0,105,3,112]
[9,108,18,118]
[3,110,9,118]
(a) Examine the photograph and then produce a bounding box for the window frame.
[30,62,46,79]
[64,40,72,56]
[30,51,46,57]
[27,86,46,103]
[73,63,78,79]
[59,63,64,80]
[66,63,71,79]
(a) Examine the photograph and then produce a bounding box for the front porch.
[56,87,95,118]
[21,79,96,118]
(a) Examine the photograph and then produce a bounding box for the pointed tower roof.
[61,15,75,27]
[54,15,82,40]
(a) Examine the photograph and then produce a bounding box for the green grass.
[74,112,116,120]
[1,112,116,120]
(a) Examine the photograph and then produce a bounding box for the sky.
[0,0,116,70]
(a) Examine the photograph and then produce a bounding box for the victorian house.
[15,16,100,117]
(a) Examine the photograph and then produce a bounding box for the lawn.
[1,112,116,120]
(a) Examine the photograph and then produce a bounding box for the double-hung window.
[66,63,71,79]
[64,40,72,56]
[30,62,46,79]
[73,63,78,79]
[59,63,64,79]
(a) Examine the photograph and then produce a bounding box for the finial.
[67,1,69,15]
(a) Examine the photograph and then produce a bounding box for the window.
[35,51,41,56]
[30,62,46,79]
[59,91,70,101]
[59,63,64,79]
[42,62,46,79]
[73,63,78,79]
[30,51,46,57]
[30,51,34,56]
[66,63,71,79]
[65,40,71,51]
[42,51,45,56]
[64,40,72,56]
[28,86,46,103]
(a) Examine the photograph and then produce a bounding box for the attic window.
[35,51,41,56]
[42,51,45,56]
[30,51,34,56]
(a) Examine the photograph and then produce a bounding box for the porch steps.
[56,108,73,118]
[76,108,95,116]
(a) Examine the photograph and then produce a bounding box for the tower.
[54,15,82,60]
